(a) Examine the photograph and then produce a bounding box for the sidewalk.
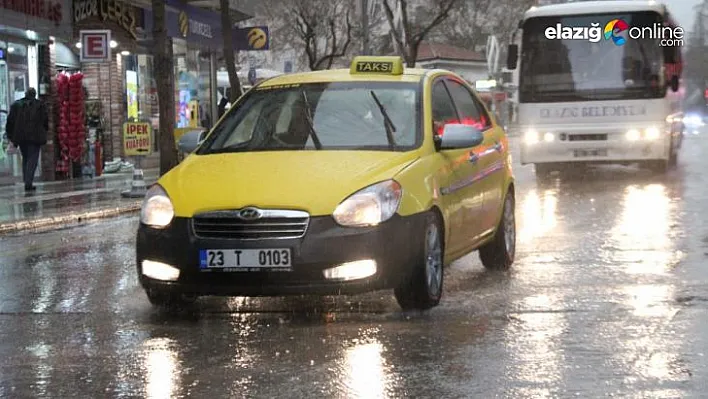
[0,168,159,235]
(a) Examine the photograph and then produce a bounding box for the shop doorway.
[0,41,38,182]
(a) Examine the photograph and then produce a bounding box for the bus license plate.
[574,149,607,157]
[199,249,292,271]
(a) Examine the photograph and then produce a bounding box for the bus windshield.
[520,11,666,103]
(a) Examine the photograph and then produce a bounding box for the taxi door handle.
[469,153,479,164]
[492,142,502,152]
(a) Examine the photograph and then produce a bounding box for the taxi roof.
[258,67,431,87]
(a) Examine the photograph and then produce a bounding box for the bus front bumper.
[520,136,669,165]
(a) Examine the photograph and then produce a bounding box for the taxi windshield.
[197,81,421,154]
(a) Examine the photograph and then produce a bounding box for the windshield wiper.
[300,90,323,150]
[370,91,396,150]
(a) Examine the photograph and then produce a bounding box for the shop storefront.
[71,0,254,170]
[67,0,261,175]
[71,0,149,173]
[0,0,73,184]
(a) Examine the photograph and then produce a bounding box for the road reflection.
[343,341,388,397]
[609,184,682,274]
[32,259,56,314]
[518,188,558,243]
[142,337,180,399]
[505,294,566,398]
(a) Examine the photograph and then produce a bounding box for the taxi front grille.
[192,209,309,240]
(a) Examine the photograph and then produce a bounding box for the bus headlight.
[524,130,539,144]
[644,127,661,140]
[626,129,641,141]
[543,132,554,142]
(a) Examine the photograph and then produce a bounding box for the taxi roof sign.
[350,56,404,75]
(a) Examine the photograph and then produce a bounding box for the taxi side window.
[431,80,458,136]
[445,80,492,131]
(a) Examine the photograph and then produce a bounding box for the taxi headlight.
[333,180,402,227]
[524,130,539,144]
[140,184,175,228]
[543,132,554,142]
[645,127,661,140]
[626,129,641,141]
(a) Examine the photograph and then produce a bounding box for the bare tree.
[292,0,354,70]
[430,0,492,51]
[427,0,533,57]
[488,0,535,47]
[356,0,388,55]
[151,0,178,175]
[382,0,458,67]
[220,0,242,102]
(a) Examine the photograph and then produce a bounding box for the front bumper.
[520,133,670,165]
[136,213,425,296]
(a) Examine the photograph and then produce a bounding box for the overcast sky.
[659,0,701,31]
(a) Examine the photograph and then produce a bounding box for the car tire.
[479,190,516,271]
[534,163,555,179]
[394,211,444,311]
[145,289,196,309]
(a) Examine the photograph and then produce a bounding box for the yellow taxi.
[136,56,516,311]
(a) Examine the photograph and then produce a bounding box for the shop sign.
[0,0,64,25]
[73,0,139,39]
[123,122,152,156]
[79,29,111,62]
[143,0,269,50]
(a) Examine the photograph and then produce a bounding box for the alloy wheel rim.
[503,197,515,257]
[426,223,443,295]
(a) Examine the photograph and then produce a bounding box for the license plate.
[573,149,607,157]
[199,249,292,271]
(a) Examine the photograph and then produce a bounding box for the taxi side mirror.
[178,130,206,154]
[439,124,484,150]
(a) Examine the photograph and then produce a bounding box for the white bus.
[506,1,684,176]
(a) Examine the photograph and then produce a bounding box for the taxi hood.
[159,151,420,217]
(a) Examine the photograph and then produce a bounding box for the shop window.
[174,41,213,130]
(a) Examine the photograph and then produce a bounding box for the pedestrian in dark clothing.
[5,88,48,191]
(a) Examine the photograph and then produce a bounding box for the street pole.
[362,0,369,55]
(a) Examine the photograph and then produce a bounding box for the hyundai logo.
[238,207,263,220]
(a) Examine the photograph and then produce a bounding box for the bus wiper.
[370,91,396,150]
[301,90,323,150]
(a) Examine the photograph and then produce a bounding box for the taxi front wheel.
[394,212,444,311]
[479,192,516,270]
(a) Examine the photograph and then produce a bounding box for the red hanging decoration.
[56,71,86,166]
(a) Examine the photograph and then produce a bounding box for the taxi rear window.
[198,82,421,154]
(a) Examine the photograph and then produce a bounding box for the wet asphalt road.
[1,134,708,398]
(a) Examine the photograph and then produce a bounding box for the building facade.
[65,0,259,174]
[0,0,74,184]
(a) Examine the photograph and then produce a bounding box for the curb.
[0,201,142,235]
